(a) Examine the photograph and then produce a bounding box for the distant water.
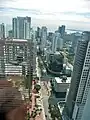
[66,30,82,34]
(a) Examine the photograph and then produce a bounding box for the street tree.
[34,84,41,92]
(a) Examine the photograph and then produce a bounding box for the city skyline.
[0,0,90,31]
[0,1,90,119]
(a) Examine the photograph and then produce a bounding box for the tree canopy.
[34,84,41,91]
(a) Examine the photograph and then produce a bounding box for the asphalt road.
[41,81,51,120]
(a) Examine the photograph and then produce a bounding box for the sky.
[0,0,90,31]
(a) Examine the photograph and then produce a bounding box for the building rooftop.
[13,39,27,42]
[67,63,73,71]
[55,51,60,55]
[55,77,71,84]
[6,39,28,42]
[66,65,71,70]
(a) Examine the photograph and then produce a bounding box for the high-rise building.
[36,27,41,38]
[52,34,57,53]
[3,38,34,92]
[48,32,53,42]
[24,17,31,39]
[12,18,17,38]
[52,32,63,53]
[58,25,65,37]
[82,31,90,41]
[12,17,31,39]
[63,38,90,120]
[41,26,47,50]
[72,40,90,120]
[0,23,5,38]
[0,40,5,79]
[81,88,90,120]
[71,33,81,54]
[8,30,13,38]
[29,28,37,73]
[63,40,88,119]
[17,17,24,39]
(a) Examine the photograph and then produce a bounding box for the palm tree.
[27,111,30,120]
[50,105,62,120]
[31,111,37,120]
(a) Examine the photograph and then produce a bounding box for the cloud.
[0,7,90,22]
[0,7,42,15]
[0,0,90,15]
[0,0,89,12]
[84,0,90,1]
[0,0,90,31]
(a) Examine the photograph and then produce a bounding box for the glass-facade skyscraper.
[0,23,5,38]
[12,16,31,39]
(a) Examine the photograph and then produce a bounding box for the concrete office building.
[72,40,90,120]
[0,23,5,38]
[54,77,71,102]
[63,39,88,119]
[52,33,63,53]
[32,39,37,74]
[5,39,28,63]
[81,89,90,120]
[48,76,71,107]
[0,40,5,79]
[3,38,35,81]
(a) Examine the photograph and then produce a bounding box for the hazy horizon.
[0,0,90,31]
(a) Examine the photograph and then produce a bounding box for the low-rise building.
[53,77,71,102]
[49,76,71,106]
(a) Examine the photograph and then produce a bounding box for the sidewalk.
[39,85,46,120]
[28,81,46,120]
[36,79,46,120]
[36,56,46,120]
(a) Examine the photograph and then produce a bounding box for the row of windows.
[84,69,88,71]
[85,64,89,67]
[88,51,90,54]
